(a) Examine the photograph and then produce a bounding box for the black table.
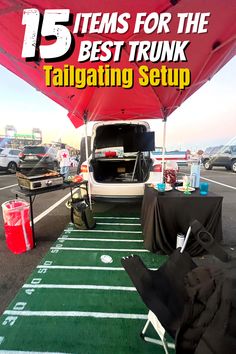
[14,181,88,246]
[141,186,223,256]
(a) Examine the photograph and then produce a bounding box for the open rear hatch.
[90,122,154,183]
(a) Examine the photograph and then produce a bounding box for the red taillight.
[19,153,24,158]
[80,165,88,173]
[37,154,49,158]
[152,164,162,172]
[105,151,117,158]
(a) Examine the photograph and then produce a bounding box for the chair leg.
[140,319,150,338]
[140,318,172,354]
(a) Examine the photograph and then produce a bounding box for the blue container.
[200,182,209,195]
[157,183,166,192]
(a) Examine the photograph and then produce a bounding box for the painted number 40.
[21,8,72,59]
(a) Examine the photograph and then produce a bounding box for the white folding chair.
[141,310,174,354]
[141,226,192,353]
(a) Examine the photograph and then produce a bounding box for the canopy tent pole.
[83,110,92,209]
[161,117,167,183]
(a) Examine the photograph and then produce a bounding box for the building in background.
[0,125,42,148]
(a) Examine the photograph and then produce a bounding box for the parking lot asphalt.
[0,166,235,314]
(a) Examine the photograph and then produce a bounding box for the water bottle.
[176,233,185,249]
[190,173,196,188]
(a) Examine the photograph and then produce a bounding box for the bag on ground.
[71,198,96,230]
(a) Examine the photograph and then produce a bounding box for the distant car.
[18,145,59,172]
[0,147,21,173]
[202,145,236,172]
[79,120,163,201]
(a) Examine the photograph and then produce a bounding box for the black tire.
[231,160,236,173]
[203,160,212,170]
[7,161,17,173]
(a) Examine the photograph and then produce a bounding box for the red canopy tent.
[0,0,235,127]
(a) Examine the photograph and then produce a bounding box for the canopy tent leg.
[83,111,92,210]
[161,118,167,183]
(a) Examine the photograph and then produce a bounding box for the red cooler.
[1,199,34,254]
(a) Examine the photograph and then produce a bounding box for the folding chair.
[121,227,193,353]
[141,310,174,354]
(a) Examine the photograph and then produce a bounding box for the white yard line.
[0,183,17,190]
[36,265,157,271]
[3,310,147,320]
[96,223,141,226]
[64,229,142,233]
[23,284,136,291]
[33,191,73,224]
[37,265,125,271]
[59,237,143,242]
[94,217,140,220]
[51,246,148,252]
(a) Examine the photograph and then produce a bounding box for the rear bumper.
[19,162,54,169]
[91,183,145,198]
[88,175,161,199]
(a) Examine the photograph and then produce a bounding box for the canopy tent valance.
[0,0,235,127]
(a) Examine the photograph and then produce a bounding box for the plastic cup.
[200,182,209,195]
[157,183,166,193]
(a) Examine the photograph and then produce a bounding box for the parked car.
[0,147,21,173]
[202,145,236,172]
[79,121,164,201]
[18,145,59,172]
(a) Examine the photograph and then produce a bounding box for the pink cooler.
[1,199,34,254]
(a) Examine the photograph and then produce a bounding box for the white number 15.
[21,8,72,59]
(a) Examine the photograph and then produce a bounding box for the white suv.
[79,121,162,201]
[0,148,21,173]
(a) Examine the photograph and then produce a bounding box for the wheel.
[231,160,236,173]
[7,161,17,173]
[203,160,212,170]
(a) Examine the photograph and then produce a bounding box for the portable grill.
[16,170,64,190]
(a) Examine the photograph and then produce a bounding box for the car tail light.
[80,164,88,173]
[37,154,49,158]
[152,164,162,172]
[19,153,24,158]
[105,151,117,157]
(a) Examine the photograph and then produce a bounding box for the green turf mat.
[0,214,175,353]
[0,317,175,353]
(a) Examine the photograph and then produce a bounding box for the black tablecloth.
[141,186,223,256]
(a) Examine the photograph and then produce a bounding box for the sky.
[0,56,235,151]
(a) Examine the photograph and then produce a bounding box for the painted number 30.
[21,8,72,59]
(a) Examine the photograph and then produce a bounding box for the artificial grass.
[0,215,175,353]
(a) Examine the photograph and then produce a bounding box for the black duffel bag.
[71,198,96,230]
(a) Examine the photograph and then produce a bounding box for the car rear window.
[23,146,47,154]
